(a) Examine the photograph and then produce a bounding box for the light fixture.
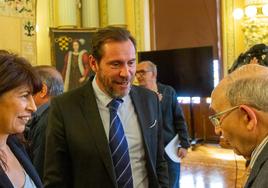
[233,4,266,19]
[232,1,268,49]
[262,4,268,16]
[245,5,257,18]
[233,8,244,20]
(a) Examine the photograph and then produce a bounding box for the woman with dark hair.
[0,53,43,188]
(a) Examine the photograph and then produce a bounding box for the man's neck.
[145,81,158,93]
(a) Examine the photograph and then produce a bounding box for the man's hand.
[177,148,188,159]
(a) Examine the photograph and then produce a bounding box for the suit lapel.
[0,168,13,188]
[130,88,153,160]
[130,87,160,186]
[245,142,268,187]
[0,136,39,188]
[79,82,117,186]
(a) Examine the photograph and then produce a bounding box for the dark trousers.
[165,153,181,188]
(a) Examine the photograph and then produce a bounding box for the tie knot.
[108,98,123,112]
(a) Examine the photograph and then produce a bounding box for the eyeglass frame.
[209,105,240,128]
[135,70,153,76]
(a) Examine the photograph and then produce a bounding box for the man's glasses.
[209,105,240,128]
[135,70,152,76]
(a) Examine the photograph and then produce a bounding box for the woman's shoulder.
[7,135,26,152]
[7,135,19,145]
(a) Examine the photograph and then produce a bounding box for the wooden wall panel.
[152,0,218,58]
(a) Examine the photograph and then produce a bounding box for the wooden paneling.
[180,99,219,143]
[151,0,219,58]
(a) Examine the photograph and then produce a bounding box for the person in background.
[210,64,268,188]
[62,39,90,91]
[0,49,10,55]
[26,65,64,179]
[44,27,168,188]
[136,60,190,188]
[0,52,43,188]
[228,43,268,73]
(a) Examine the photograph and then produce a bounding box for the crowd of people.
[0,26,267,188]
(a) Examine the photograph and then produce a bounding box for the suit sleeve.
[32,112,48,180]
[171,88,190,148]
[246,154,268,187]
[43,99,72,188]
[156,94,169,187]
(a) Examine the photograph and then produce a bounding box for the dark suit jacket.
[44,81,168,188]
[28,103,50,179]
[157,83,190,148]
[244,141,268,188]
[0,135,43,188]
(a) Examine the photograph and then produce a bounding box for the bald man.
[209,64,268,188]
[27,65,64,179]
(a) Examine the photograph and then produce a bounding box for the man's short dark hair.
[91,26,136,62]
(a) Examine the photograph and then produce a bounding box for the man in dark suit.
[26,65,64,179]
[209,64,268,188]
[44,27,168,188]
[136,61,190,188]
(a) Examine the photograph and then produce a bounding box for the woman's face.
[0,85,36,135]
[72,41,80,52]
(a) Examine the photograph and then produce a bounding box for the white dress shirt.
[92,77,148,188]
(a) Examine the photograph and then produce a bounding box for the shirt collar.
[92,76,127,108]
[35,102,50,116]
[249,135,268,169]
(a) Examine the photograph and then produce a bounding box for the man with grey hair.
[136,60,190,188]
[27,65,64,179]
[209,64,268,188]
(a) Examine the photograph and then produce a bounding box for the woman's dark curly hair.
[228,43,268,73]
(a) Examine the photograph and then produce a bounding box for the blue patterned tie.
[108,99,133,188]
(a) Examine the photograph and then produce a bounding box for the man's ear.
[89,55,98,73]
[40,84,48,98]
[239,105,257,130]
